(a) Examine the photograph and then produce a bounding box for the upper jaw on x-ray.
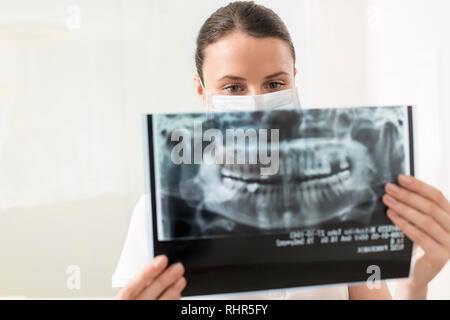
[155,107,406,239]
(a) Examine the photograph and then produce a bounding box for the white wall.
[0,0,448,298]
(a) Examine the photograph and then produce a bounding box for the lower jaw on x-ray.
[145,106,415,297]
[151,106,409,241]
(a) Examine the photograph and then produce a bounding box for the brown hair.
[195,1,296,83]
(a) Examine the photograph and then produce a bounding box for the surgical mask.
[199,77,301,112]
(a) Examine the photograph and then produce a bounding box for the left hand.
[383,174,450,292]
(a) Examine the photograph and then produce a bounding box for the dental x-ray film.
[143,106,415,297]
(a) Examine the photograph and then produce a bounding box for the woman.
[113,1,450,300]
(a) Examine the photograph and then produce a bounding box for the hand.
[383,174,450,296]
[116,255,187,300]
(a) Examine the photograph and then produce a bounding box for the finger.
[385,183,450,233]
[386,209,445,256]
[383,194,450,247]
[398,175,450,213]
[117,255,168,300]
[158,277,187,300]
[137,262,185,300]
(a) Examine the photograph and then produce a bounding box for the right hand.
[116,255,187,300]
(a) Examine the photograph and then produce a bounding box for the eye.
[265,81,285,90]
[224,84,244,94]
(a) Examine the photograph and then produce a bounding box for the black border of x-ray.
[144,106,415,298]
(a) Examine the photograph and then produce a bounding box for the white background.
[0,0,448,298]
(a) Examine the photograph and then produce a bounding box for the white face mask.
[199,78,301,112]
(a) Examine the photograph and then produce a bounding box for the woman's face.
[194,31,296,106]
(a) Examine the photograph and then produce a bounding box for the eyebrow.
[264,71,289,79]
[217,71,289,82]
[217,75,246,81]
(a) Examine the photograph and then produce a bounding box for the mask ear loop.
[293,70,303,109]
[197,75,214,114]
[294,87,302,109]
[198,75,207,95]
[197,74,217,120]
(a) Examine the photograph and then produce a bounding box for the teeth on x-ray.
[154,107,406,240]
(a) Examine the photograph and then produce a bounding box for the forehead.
[202,32,294,81]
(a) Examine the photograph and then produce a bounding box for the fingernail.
[170,263,184,276]
[384,194,397,204]
[399,174,413,185]
[152,256,166,269]
[386,183,400,194]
